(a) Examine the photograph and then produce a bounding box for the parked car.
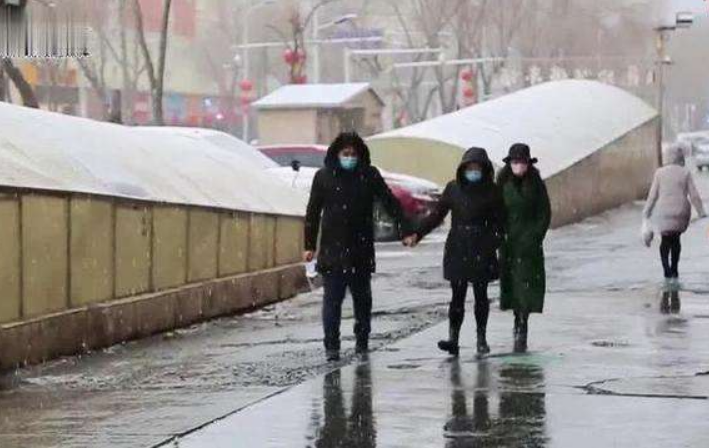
[259,144,327,168]
[691,138,709,171]
[260,144,442,241]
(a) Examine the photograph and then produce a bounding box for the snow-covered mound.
[0,103,306,216]
[369,80,657,181]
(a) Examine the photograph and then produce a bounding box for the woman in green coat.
[497,144,551,353]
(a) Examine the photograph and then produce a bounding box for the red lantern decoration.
[283,48,296,65]
[239,79,253,91]
[240,94,251,105]
[461,69,474,82]
[463,86,475,98]
[296,49,306,63]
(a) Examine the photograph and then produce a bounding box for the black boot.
[355,338,369,354]
[670,290,681,314]
[660,291,670,314]
[514,313,528,353]
[476,327,490,356]
[438,324,461,357]
[326,349,341,362]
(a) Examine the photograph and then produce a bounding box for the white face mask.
[511,162,529,177]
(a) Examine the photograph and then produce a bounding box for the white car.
[692,139,709,171]
[677,132,709,171]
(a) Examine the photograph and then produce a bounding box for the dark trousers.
[449,280,489,333]
[660,232,682,278]
[322,271,372,351]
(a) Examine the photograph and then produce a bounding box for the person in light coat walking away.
[643,143,706,288]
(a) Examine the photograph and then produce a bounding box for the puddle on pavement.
[387,363,421,370]
[443,360,548,446]
[591,340,631,348]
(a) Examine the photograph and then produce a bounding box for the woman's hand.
[403,234,419,247]
[303,251,315,262]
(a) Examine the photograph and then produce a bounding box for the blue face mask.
[339,156,358,171]
[465,170,483,183]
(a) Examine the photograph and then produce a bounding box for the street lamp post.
[312,12,357,83]
[241,0,275,143]
[654,11,693,166]
[344,48,443,83]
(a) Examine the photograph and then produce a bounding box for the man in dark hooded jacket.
[304,132,414,361]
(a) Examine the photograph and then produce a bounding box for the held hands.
[303,250,315,262]
[402,234,419,248]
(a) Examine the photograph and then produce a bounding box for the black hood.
[456,147,494,185]
[324,132,371,170]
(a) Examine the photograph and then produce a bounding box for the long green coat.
[498,168,551,314]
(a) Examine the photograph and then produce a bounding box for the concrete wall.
[370,138,469,186]
[353,91,384,137]
[0,194,20,323]
[256,91,383,145]
[370,118,659,228]
[22,195,69,318]
[547,118,658,227]
[257,109,317,145]
[0,190,306,370]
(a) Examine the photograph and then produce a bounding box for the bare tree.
[268,1,337,84]
[77,0,146,122]
[0,59,39,108]
[132,0,173,125]
[198,0,243,131]
[385,0,468,123]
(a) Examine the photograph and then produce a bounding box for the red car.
[259,144,441,240]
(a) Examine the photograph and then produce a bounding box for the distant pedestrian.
[304,132,415,362]
[643,143,706,288]
[497,144,551,353]
[409,147,505,356]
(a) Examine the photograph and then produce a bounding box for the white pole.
[344,47,351,82]
[242,8,252,142]
[235,36,383,50]
[312,1,320,83]
[656,28,668,167]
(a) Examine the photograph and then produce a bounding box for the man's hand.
[402,234,419,248]
[303,251,315,262]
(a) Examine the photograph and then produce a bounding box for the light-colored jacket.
[643,144,706,234]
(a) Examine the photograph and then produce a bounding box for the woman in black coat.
[412,147,505,356]
[304,132,413,361]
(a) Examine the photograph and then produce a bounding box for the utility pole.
[653,11,693,167]
[311,1,320,84]
[241,0,275,143]
[655,28,669,168]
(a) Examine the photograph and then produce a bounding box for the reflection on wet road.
[165,288,709,448]
[307,358,376,448]
[445,360,547,448]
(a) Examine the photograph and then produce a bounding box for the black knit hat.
[503,143,538,164]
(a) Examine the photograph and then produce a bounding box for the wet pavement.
[1,172,708,447]
[160,290,709,448]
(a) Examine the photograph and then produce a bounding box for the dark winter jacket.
[304,133,411,274]
[416,147,505,283]
[497,166,551,314]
